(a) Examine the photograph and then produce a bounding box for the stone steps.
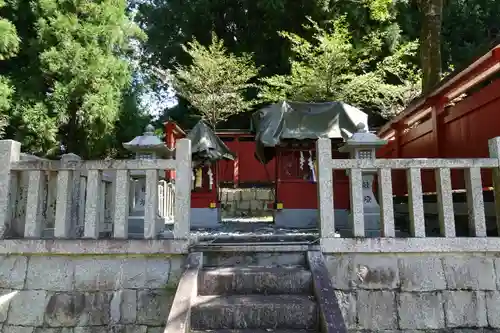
[198,266,313,295]
[202,251,307,267]
[191,328,316,333]
[191,251,320,332]
[191,294,318,330]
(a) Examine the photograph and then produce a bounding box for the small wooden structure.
[251,101,371,229]
[164,101,387,233]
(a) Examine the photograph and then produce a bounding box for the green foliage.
[0,0,19,136]
[260,18,421,119]
[173,33,260,127]
[0,0,147,158]
[363,0,394,22]
[397,0,500,71]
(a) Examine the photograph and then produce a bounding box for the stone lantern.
[339,123,387,237]
[123,124,170,160]
[123,124,170,237]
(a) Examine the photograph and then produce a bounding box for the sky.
[140,84,178,118]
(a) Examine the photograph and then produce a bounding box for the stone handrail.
[0,139,192,241]
[316,136,500,240]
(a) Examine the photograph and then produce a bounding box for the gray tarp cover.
[252,101,368,163]
[187,120,236,167]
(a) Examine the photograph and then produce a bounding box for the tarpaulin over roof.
[252,101,368,163]
[187,120,236,167]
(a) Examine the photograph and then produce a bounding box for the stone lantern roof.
[122,124,171,156]
[340,123,387,151]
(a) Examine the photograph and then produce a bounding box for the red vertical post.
[164,122,178,180]
[233,135,239,187]
[431,96,449,158]
[391,122,404,158]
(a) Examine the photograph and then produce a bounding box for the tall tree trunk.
[419,0,443,93]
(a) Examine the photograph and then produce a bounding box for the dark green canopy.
[252,101,368,163]
[186,120,236,167]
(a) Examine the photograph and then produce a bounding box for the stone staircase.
[165,250,346,333]
[192,252,317,332]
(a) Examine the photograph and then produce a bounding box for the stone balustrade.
[0,138,192,241]
[316,136,500,245]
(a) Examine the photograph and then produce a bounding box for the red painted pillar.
[430,96,449,158]
[233,135,240,187]
[391,122,404,158]
[164,121,182,180]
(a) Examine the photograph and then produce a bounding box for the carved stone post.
[339,123,388,237]
[0,140,21,239]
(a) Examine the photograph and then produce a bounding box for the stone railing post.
[316,138,336,238]
[174,138,192,239]
[0,140,21,239]
[112,169,130,239]
[54,153,82,238]
[489,137,500,232]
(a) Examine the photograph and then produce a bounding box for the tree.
[0,0,20,136]
[0,0,146,158]
[418,0,443,93]
[259,18,421,122]
[172,33,260,127]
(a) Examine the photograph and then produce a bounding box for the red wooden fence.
[377,44,500,195]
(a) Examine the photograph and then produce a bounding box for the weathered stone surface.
[204,252,306,267]
[324,255,351,290]
[237,200,251,210]
[110,290,137,324]
[145,328,164,333]
[241,189,255,201]
[74,258,121,291]
[443,256,496,290]
[443,291,487,327]
[26,257,74,291]
[0,254,183,331]
[494,258,500,290]
[74,326,148,333]
[357,290,397,330]
[335,290,356,329]
[137,289,173,326]
[398,256,446,291]
[199,267,312,295]
[44,292,86,327]
[44,292,110,327]
[0,256,27,289]
[121,258,171,289]
[0,239,189,255]
[3,326,35,333]
[352,255,399,289]
[6,290,48,326]
[34,329,74,333]
[191,294,318,330]
[486,291,500,328]
[73,328,107,333]
[164,257,183,290]
[398,292,445,329]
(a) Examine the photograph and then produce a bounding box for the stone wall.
[325,253,500,332]
[0,254,185,333]
[220,188,274,218]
